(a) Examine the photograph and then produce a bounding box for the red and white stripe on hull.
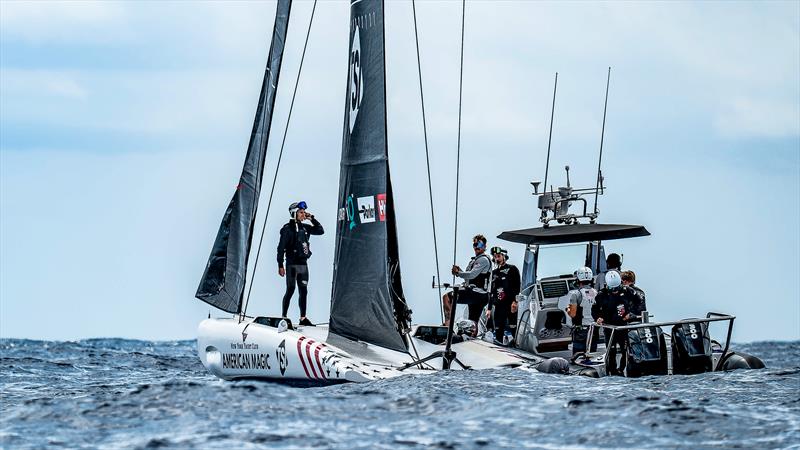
[296,336,329,381]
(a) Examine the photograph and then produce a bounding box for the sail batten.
[195,0,292,314]
[329,0,408,353]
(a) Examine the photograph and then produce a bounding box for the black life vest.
[285,222,311,260]
[468,254,492,292]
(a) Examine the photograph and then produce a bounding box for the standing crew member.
[592,270,638,374]
[487,247,521,346]
[277,201,324,326]
[442,235,492,326]
[565,267,599,355]
[621,270,647,319]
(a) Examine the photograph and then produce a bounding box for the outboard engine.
[625,326,667,377]
[672,322,712,374]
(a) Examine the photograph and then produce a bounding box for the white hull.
[197,317,525,383]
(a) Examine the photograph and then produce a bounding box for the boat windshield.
[536,243,587,279]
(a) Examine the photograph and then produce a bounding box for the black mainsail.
[196,0,292,314]
[329,0,408,352]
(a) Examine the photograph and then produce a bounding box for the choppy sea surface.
[1,339,798,449]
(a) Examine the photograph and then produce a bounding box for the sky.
[1,0,798,343]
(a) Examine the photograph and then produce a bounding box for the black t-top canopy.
[498,223,650,245]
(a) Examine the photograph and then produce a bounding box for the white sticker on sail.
[348,26,364,134]
[357,195,376,224]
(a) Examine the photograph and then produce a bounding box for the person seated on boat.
[565,266,599,355]
[620,270,647,319]
[442,234,492,328]
[486,246,521,346]
[594,252,622,290]
[277,201,324,326]
[592,270,639,374]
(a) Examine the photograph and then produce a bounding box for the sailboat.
[194,0,522,384]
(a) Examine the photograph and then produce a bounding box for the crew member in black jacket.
[592,270,638,374]
[277,201,324,326]
[487,247,520,345]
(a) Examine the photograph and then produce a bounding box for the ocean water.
[1,339,798,449]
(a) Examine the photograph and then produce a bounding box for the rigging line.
[543,72,558,201]
[452,0,465,288]
[593,67,611,216]
[242,0,318,317]
[412,0,444,324]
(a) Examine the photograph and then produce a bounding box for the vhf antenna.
[593,67,611,216]
[542,72,558,210]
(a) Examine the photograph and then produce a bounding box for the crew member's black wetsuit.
[489,262,520,343]
[277,217,324,317]
[592,285,638,374]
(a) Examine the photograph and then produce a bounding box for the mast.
[329,0,408,352]
[195,0,292,314]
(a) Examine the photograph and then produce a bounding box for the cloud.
[0,1,129,44]
[714,96,800,138]
[1,69,88,100]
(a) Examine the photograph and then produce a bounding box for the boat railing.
[586,312,736,372]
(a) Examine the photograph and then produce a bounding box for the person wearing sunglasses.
[442,234,493,327]
[486,246,520,346]
[277,201,324,326]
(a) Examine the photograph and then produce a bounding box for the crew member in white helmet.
[277,201,324,326]
[565,266,599,355]
[592,270,638,374]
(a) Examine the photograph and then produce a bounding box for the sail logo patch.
[346,195,356,230]
[342,193,386,229]
[357,196,376,223]
[348,26,364,134]
[377,193,386,221]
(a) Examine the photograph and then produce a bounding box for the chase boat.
[495,165,765,377]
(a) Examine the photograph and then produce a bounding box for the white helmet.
[605,270,622,289]
[575,266,593,282]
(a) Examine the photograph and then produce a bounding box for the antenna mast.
[542,72,558,215]
[593,67,611,216]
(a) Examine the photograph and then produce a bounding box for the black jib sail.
[329,0,408,353]
[195,0,292,314]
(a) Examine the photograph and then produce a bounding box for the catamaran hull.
[197,318,525,384]
[197,318,411,383]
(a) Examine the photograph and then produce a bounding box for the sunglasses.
[473,241,485,249]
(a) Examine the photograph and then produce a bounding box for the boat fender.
[722,352,766,371]
[576,367,600,378]
[537,357,569,374]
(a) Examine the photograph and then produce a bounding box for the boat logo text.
[349,25,364,134]
[277,339,288,376]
